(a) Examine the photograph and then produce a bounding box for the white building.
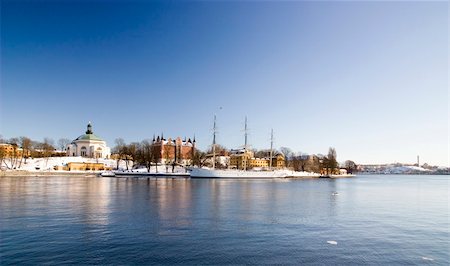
[66,122,111,159]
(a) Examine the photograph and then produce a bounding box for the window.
[96,147,102,158]
[81,147,87,157]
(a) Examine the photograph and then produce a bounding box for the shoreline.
[0,170,99,177]
[1,170,352,179]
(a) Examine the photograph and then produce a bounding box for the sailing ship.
[190,116,287,179]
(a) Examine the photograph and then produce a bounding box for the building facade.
[151,134,195,165]
[229,149,285,170]
[66,123,111,159]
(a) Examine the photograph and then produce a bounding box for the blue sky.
[1,1,448,166]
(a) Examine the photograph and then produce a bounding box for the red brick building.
[152,134,196,165]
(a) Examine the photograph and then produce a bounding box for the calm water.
[0,175,448,265]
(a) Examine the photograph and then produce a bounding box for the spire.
[193,134,196,143]
[86,122,93,134]
[152,134,155,142]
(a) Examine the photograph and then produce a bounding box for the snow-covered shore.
[0,156,190,177]
[1,156,117,171]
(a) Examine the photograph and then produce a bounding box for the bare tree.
[57,138,71,152]
[292,153,309,172]
[321,147,338,175]
[4,138,20,169]
[30,140,42,158]
[114,138,126,170]
[279,147,294,168]
[139,140,153,172]
[0,135,7,169]
[18,136,32,168]
[344,160,357,174]
[192,148,207,167]
[206,144,228,155]
[126,142,139,169]
[42,138,55,168]
[0,147,5,170]
[305,155,321,173]
[254,149,270,158]
[327,147,338,174]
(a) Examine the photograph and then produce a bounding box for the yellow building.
[273,154,285,168]
[249,157,269,168]
[229,149,252,170]
[229,149,285,170]
[0,143,30,157]
[65,162,111,171]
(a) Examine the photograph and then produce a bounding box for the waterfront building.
[249,157,269,168]
[151,134,195,165]
[66,122,111,159]
[0,143,29,157]
[272,154,285,168]
[229,149,285,170]
[0,143,33,158]
[229,149,251,169]
[56,162,112,171]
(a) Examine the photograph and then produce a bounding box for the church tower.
[86,122,93,134]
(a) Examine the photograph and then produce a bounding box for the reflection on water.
[0,175,448,264]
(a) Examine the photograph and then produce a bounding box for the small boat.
[100,171,116,177]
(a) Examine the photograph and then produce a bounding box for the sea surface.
[0,175,448,265]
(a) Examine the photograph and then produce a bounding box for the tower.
[86,121,93,134]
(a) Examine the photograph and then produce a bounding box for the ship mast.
[212,114,217,169]
[269,128,273,170]
[244,116,248,171]
[244,116,248,150]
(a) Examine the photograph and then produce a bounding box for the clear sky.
[1,1,448,166]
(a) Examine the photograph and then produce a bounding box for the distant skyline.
[1,1,448,166]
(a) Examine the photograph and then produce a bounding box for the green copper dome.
[75,134,104,141]
[74,122,104,142]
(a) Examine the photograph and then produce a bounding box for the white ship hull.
[279,170,321,178]
[190,168,287,179]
